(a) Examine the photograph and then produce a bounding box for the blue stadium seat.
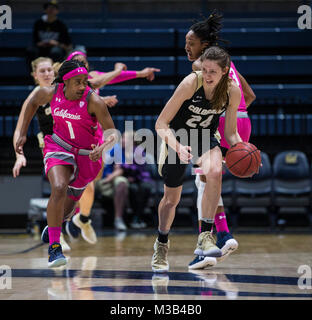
[111,114,157,133]
[267,114,275,136]
[177,56,312,77]
[142,154,160,214]
[179,163,197,226]
[251,84,312,105]
[100,85,175,106]
[88,56,175,76]
[12,13,300,30]
[234,152,274,227]
[177,28,312,48]
[276,114,284,135]
[1,115,39,137]
[235,151,272,194]
[272,151,311,226]
[1,85,312,108]
[0,117,3,136]
[249,114,259,136]
[2,27,311,49]
[273,151,310,195]
[2,55,312,78]
[259,114,267,136]
[4,116,16,136]
[71,28,176,48]
[0,57,28,77]
[307,115,312,135]
[0,28,176,49]
[221,166,236,209]
[1,111,312,138]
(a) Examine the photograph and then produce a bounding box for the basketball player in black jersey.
[13,57,54,177]
[152,46,242,272]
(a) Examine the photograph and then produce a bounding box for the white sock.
[196,175,206,221]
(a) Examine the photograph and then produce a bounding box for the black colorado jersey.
[169,71,228,136]
[36,102,53,136]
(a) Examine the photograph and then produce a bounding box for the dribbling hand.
[177,145,193,164]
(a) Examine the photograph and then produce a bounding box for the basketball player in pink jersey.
[15,60,118,268]
[185,11,256,269]
[12,57,72,252]
[63,51,160,244]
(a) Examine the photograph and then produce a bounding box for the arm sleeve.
[96,71,137,84]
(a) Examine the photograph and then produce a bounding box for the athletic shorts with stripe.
[43,135,102,201]
[158,136,220,188]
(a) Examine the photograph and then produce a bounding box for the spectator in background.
[27,1,72,68]
[96,142,129,231]
[96,131,153,231]
[121,131,152,229]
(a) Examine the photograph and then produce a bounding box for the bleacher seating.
[0,83,312,107]
[2,28,311,49]
[234,152,274,227]
[2,113,312,138]
[272,151,312,226]
[177,55,312,77]
[1,11,312,228]
[2,55,312,78]
[0,28,176,49]
[178,27,312,48]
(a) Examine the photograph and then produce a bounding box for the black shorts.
[220,146,228,158]
[158,136,220,188]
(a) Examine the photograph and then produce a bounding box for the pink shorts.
[218,114,251,149]
[43,135,102,201]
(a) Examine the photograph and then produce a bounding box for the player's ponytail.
[190,9,228,47]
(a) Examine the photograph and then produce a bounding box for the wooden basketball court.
[1,232,311,300]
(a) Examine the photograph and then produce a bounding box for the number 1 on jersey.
[65,121,75,139]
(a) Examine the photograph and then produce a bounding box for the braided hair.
[52,60,87,85]
[190,9,228,46]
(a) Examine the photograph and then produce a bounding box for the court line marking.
[0,242,44,255]
[9,268,306,286]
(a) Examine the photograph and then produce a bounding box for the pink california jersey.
[50,83,98,149]
[229,61,246,112]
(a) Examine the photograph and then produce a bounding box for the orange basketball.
[225,142,261,178]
